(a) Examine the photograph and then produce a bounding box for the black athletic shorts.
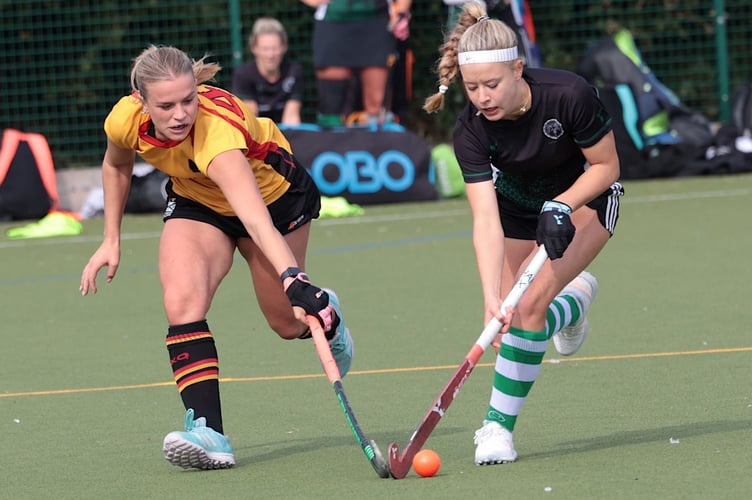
[162,168,321,239]
[498,181,625,240]
[312,14,396,68]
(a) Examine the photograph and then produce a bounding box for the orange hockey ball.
[412,449,441,477]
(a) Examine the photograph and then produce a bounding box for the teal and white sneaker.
[163,409,235,470]
[553,271,599,356]
[323,289,354,377]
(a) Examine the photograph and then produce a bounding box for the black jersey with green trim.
[453,68,612,211]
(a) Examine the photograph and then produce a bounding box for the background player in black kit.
[232,18,304,126]
[423,2,625,465]
[299,0,411,127]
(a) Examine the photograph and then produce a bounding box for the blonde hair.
[423,2,519,114]
[130,45,221,98]
[248,17,288,49]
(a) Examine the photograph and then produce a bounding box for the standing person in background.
[232,17,304,126]
[423,2,623,464]
[80,45,353,470]
[299,0,412,127]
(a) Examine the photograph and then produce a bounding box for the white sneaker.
[552,271,599,356]
[473,421,517,465]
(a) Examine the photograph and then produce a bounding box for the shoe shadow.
[523,419,752,460]
[232,426,466,468]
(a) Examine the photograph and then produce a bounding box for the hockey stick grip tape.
[307,315,342,383]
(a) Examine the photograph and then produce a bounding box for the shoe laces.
[183,408,208,432]
[559,323,584,339]
[474,421,510,445]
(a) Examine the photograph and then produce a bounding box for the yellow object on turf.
[319,196,365,219]
[6,211,83,239]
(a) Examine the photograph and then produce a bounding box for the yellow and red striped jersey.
[105,84,299,215]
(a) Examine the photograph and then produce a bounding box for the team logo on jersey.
[543,118,564,140]
[282,76,296,94]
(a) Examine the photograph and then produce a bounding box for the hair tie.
[438,85,448,94]
[477,15,490,22]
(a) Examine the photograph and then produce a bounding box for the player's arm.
[390,0,413,20]
[207,148,334,327]
[554,131,620,212]
[536,131,620,260]
[298,0,330,7]
[80,140,135,295]
[389,0,412,40]
[465,180,507,326]
[281,99,302,126]
[282,63,305,126]
[101,139,136,242]
[207,149,296,271]
[554,80,621,211]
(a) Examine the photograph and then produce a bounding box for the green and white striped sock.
[485,326,547,431]
[544,292,583,340]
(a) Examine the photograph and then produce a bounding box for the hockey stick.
[307,315,390,478]
[387,246,549,479]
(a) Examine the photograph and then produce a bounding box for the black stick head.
[369,440,391,478]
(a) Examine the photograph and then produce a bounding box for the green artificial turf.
[1,173,750,499]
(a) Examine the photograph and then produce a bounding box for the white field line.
[1,187,749,249]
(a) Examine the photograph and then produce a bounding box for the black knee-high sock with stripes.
[166,320,224,434]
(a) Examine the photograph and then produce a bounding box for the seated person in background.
[231,17,304,126]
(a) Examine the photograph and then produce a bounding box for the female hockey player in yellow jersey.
[80,45,353,471]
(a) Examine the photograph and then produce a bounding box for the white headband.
[458,47,519,65]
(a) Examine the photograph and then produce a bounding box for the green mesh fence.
[1,0,749,167]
